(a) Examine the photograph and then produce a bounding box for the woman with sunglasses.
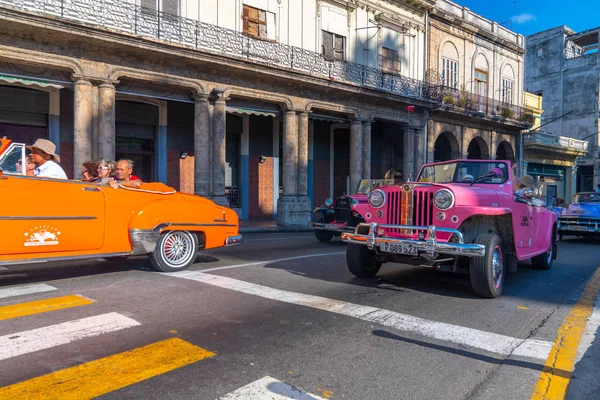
[97,159,116,179]
[16,156,35,176]
[82,160,102,182]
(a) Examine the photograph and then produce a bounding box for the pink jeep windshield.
[417,161,510,184]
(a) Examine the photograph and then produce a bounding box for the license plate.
[380,242,418,255]
[567,225,588,231]
[324,224,337,230]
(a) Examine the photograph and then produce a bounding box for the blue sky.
[455,0,600,36]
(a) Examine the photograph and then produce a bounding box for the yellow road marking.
[530,267,600,400]
[0,295,94,321]
[0,338,215,399]
[518,306,529,310]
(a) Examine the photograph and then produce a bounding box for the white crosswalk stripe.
[220,376,328,400]
[0,283,57,300]
[0,312,141,361]
[167,270,554,361]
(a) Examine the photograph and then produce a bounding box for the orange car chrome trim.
[153,222,237,232]
[0,216,97,220]
[129,229,160,255]
[0,252,132,266]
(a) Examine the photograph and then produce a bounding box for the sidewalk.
[238,220,313,233]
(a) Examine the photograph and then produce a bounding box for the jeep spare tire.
[470,233,504,298]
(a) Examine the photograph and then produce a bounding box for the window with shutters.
[322,30,345,61]
[140,0,156,10]
[502,78,514,104]
[139,0,179,16]
[474,68,488,97]
[242,5,274,41]
[380,47,400,73]
[441,57,458,89]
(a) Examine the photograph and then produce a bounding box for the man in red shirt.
[110,159,142,189]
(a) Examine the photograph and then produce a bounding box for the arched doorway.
[466,137,489,160]
[495,140,514,162]
[433,132,460,162]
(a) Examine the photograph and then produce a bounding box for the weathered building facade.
[525,25,600,193]
[0,0,532,226]
[426,0,531,169]
[521,92,588,201]
[0,0,439,226]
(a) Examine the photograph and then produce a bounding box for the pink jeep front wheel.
[469,233,505,298]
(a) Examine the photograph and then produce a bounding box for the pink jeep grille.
[385,186,435,237]
[414,188,434,227]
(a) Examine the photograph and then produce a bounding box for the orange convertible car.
[0,137,242,272]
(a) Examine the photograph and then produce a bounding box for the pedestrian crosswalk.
[0,282,216,399]
[0,282,323,400]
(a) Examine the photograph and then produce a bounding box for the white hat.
[27,139,60,163]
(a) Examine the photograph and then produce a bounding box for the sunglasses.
[97,166,109,170]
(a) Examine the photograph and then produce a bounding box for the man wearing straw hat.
[26,138,67,180]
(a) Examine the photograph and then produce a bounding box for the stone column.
[565,166,578,200]
[349,119,363,192]
[157,101,168,184]
[98,82,116,162]
[48,88,60,156]
[362,120,371,180]
[403,125,414,181]
[297,112,309,196]
[194,93,210,197]
[277,109,311,227]
[212,91,228,206]
[413,128,423,177]
[73,78,94,178]
[282,110,298,196]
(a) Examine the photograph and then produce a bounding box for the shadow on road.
[372,329,572,377]
[263,238,599,305]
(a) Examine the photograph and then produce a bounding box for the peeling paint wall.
[525,25,600,188]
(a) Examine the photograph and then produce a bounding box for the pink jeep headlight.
[434,189,454,210]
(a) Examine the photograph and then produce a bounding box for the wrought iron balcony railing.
[438,87,534,127]
[523,132,589,154]
[0,0,440,102]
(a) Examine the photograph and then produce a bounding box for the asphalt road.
[0,232,599,400]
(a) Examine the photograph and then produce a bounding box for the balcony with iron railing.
[523,132,589,156]
[0,0,441,103]
[436,87,534,128]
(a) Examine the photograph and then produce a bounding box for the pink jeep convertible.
[341,160,558,298]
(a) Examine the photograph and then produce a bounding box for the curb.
[239,227,314,234]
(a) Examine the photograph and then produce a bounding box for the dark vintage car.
[311,179,398,242]
[558,192,600,239]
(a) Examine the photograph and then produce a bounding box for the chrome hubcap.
[492,245,503,289]
[161,231,194,267]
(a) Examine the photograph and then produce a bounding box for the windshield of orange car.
[417,161,509,184]
[0,143,27,175]
[572,193,600,204]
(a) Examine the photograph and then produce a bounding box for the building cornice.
[430,8,525,55]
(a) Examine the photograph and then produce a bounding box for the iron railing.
[523,132,589,154]
[0,0,440,102]
[439,87,534,127]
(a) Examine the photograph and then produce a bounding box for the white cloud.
[511,13,536,24]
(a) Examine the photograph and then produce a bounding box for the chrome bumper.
[341,222,485,258]
[312,222,354,232]
[558,219,600,233]
[225,235,243,246]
